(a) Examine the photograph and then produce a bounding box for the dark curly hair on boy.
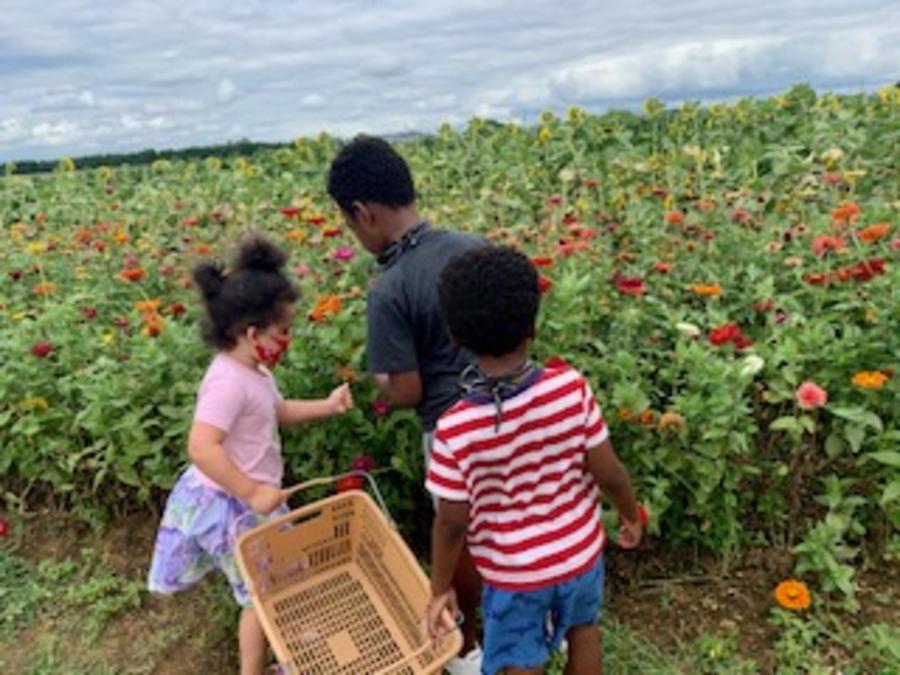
[326,135,415,213]
[193,235,299,349]
[438,245,540,357]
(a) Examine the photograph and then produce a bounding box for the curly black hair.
[326,135,415,212]
[193,235,299,349]
[438,245,540,357]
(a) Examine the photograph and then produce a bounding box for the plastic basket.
[236,473,462,674]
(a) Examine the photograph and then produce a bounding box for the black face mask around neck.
[459,361,537,432]
[376,221,430,269]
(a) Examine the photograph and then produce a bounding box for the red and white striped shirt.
[426,364,608,591]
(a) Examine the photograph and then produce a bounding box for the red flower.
[733,334,754,351]
[651,187,668,198]
[181,216,199,227]
[372,398,391,417]
[0,518,8,537]
[709,323,740,346]
[308,214,327,226]
[803,272,830,285]
[351,455,376,472]
[280,206,301,218]
[8,269,23,281]
[730,208,752,225]
[754,299,775,313]
[653,261,671,274]
[665,211,685,226]
[821,172,843,187]
[811,235,847,257]
[168,303,187,317]
[538,276,553,294]
[546,195,563,208]
[583,178,600,188]
[31,341,54,358]
[615,276,645,297]
[323,228,342,238]
[82,307,98,320]
[531,256,554,268]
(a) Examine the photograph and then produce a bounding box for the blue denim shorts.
[481,555,604,674]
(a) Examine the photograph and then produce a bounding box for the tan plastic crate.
[236,475,462,674]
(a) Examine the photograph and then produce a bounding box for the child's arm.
[426,498,469,638]
[277,383,354,426]
[188,422,283,514]
[372,371,422,408]
[587,438,643,548]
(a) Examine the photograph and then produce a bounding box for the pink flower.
[889,238,900,250]
[294,263,312,278]
[796,381,828,410]
[332,246,356,262]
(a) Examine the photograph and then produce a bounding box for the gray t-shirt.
[366,226,484,431]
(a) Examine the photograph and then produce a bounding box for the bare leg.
[454,545,482,653]
[239,606,268,675]
[564,624,601,675]
[503,668,543,675]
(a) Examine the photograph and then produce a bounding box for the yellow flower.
[537,127,552,144]
[18,397,49,411]
[774,579,811,611]
[27,241,47,255]
[12,310,28,321]
[101,332,116,346]
[285,229,307,242]
[852,371,888,390]
[658,411,687,434]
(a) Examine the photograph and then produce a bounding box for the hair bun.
[193,262,226,300]
[234,236,287,273]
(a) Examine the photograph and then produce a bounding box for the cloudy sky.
[1,0,898,162]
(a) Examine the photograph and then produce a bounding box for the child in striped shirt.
[426,245,642,675]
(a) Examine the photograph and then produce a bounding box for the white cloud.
[217,78,238,103]
[0,0,897,161]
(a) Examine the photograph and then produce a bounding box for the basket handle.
[281,470,395,527]
[369,611,462,675]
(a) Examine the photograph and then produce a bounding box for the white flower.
[740,355,765,377]
[676,322,701,338]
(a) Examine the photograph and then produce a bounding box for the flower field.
[1,85,899,669]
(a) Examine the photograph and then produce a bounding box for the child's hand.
[618,516,643,549]
[426,589,458,639]
[328,383,354,415]
[247,482,285,515]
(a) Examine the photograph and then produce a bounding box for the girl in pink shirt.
[148,236,353,674]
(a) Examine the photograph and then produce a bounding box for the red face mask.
[253,333,291,369]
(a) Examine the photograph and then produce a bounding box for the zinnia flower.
[332,246,356,262]
[119,267,146,282]
[774,579,811,611]
[796,381,828,410]
[811,235,847,257]
[653,261,671,274]
[30,341,54,358]
[372,398,392,417]
[831,201,861,225]
[658,411,686,434]
[665,211,685,226]
[689,284,723,297]
[740,355,765,377]
[33,282,57,296]
[615,276,645,297]
[531,256,554,268]
[851,371,888,389]
[858,222,890,243]
[280,206,301,218]
[709,323,740,346]
[538,276,553,294]
[308,295,342,322]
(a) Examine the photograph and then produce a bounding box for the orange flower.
[831,201,861,225]
[33,281,57,296]
[774,580,811,611]
[142,314,165,338]
[617,407,633,421]
[658,411,686,434]
[308,295,342,322]
[639,410,656,426]
[193,244,213,255]
[135,299,162,315]
[851,371,888,390]
[285,229,307,242]
[688,283,723,297]
[114,229,130,245]
[858,222,890,243]
[119,267,146,282]
[337,365,359,382]
[75,228,92,243]
[665,211,685,226]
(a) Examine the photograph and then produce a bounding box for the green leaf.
[829,406,883,433]
[845,426,866,453]
[770,416,803,436]
[824,433,845,459]
[881,480,900,507]
[867,451,900,469]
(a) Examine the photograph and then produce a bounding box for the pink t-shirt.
[193,353,284,490]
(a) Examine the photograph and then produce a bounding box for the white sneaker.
[445,644,483,675]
